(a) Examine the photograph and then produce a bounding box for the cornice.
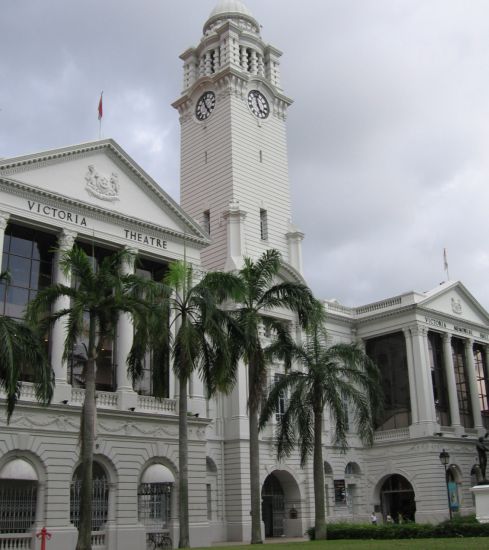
[0,140,208,243]
[419,305,489,332]
[173,66,292,113]
[0,176,209,249]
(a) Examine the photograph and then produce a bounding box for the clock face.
[248,90,270,119]
[195,91,216,120]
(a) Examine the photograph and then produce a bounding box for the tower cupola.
[178,0,283,94]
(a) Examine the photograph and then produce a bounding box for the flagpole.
[443,248,450,281]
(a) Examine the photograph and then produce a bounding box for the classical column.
[442,333,462,430]
[402,328,419,425]
[409,325,437,428]
[0,211,10,268]
[51,229,76,402]
[116,248,137,410]
[465,338,484,430]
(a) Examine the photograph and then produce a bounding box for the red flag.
[98,92,103,121]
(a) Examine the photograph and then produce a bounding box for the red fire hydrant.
[36,527,52,550]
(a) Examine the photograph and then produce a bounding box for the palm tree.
[0,272,53,422]
[259,320,382,540]
[228,249,316,544]
[128,261,240,549]
[27,247,150,550]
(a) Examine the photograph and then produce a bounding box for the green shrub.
[306,519,489,541]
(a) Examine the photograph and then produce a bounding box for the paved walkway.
[214,537,308,546]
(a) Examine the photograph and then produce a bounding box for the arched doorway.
[261,471,301,538]
[380,474,416,522]
[262,474,284,537]
[70,462,109,532]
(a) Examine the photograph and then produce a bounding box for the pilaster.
[223,200,247,271]
[286,224,304,275]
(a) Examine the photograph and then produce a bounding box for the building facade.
[0,1,488,549]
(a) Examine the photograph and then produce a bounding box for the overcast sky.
[1,0,489,308]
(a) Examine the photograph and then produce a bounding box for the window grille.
[0,480,37,533]
[70,464,109,532]
[138,483,172,529]
[260,209,268,241]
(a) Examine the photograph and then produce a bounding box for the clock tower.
[173,0,304,275]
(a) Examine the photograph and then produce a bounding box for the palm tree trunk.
[313,408,327,540]
[249,364,263,544]
[76,314,97,550]
[178,375,190,548]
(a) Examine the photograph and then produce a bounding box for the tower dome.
[209,0,254,19]
[204,0,260,35]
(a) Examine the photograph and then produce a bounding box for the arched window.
[345,462,361,476]
[323,462,333,476]
[0,459,38,533]
[70,462,109,532]
[138,464,174,531]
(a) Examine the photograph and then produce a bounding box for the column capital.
[409,324,427,337]
[465,337,475,347]
[58,229,77,250]
[442,332,452,344]
[0,211,10,230]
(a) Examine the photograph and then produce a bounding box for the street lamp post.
[439,449,452,520]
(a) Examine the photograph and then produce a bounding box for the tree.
[228,250,316,544]
[128,261,240,549]
[259,319,382,539]
[27,247,150,550]
[0,271,53,422]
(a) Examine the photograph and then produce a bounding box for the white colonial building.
[0,1,487,549]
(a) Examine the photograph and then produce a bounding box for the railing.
[71,389,118,409]
[0,533,33,549]
[91,531,106,548]
[0,383,37,404]
[374,427,410,442]
[324,302,354,315]
[137,395,177,414]
[356,297,402,315]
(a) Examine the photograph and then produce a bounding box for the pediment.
[420,282,489,327]
[0,140,207,242]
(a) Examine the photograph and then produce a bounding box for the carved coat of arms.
[451,297,462,315]
[85,165,120,202]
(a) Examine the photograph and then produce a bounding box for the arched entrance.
[380,474,416,522]
[261,471,301,538]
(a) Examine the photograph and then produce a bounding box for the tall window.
[428,332,450,426]
[68,242,116,392]
[260,209,268,241]
[474,344,489,429]
[274,373,287,421]
[0,224,55,320]
[366,332,411,430]
[452,337,473,428]
[0,224,55,381]
[202,210,210,235]
[134,258,170,397]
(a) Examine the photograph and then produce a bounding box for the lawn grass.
[202,538,489,550]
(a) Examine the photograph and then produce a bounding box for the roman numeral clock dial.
[248,90,270,119]
[195,91,216,120]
